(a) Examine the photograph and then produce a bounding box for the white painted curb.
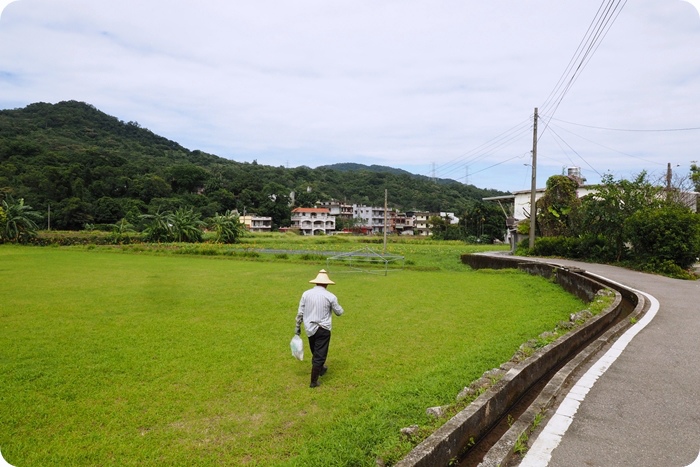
[520,273,659,467]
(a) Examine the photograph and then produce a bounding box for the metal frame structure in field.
[326,247,404,276]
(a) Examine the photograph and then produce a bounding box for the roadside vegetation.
[1,242,584,466]
[518,172,700,279]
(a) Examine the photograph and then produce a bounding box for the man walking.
[295,269,344,388]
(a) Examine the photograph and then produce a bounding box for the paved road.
[518,259,700,467]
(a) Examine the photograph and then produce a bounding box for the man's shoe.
[310,365,322,388]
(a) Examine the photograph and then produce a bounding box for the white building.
[412,211,431,236]
[352,204,394,234]
[439,212,460,225]
[316,200,353,221]
[290,207,336,235]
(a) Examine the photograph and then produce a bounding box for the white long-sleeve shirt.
[295,285,344,337]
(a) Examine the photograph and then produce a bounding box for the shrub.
[530,236,573,257]
[636,258,695,280]
[299,253,325,261]
[624,205,700,270]
[530,235,612,262]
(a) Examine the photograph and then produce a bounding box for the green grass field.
[0,243,585,466]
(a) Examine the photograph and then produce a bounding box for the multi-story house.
[316,200,353,223]
[392,212,408,234]
[290,207,336,235]
[240,215,272,233]
[413,211,432,236]
[353,204,398,234]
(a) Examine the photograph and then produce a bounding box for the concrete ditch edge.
[394,255,642,467]
[479,272,647,467]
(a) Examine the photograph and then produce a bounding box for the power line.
[539,0,628,137]
[546,125,604,177]
[548,121,664,166]
[542,115,700,132]
[466,154,526,177]
[541,0,628,116]
[539,1,611,113]
[424,1,629,184]
[431,119,534,181]
[427,117,532,179]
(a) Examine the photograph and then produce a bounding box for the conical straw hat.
[309,269,335,285]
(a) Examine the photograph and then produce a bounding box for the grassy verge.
[0,244,582,466]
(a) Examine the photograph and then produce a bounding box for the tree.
[624,204,700,271]
[208,210,245,244]
[168,164,209,194]
[335,216,361,232]
[170,207,204,242]
[428,215,448,239]
[536,175,580,237]
[92,196,126,224]
[53,197,93,230]
[293,187,318,208]
[691,163,700,193]
[108,218,136,244]
[136,174,172,203]
[577,172,662,261]
[462,202,505,242]
[140,210,174,243]
[1,195,42,243]
[207,188,237,213]
[260,183,292,230]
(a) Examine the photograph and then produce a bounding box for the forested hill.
[319,163,415,177]
[0,100,507,230]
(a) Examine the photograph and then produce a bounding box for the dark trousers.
[307,327,331,368]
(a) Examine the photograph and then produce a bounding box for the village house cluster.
[239,201,458,236]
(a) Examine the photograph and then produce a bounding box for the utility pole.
[529,108,538,249]
[383,189,388,254]
[666,162,673,199]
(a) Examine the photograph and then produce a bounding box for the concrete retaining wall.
[395,254,640,467]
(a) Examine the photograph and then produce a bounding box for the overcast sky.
[1,0,699,192]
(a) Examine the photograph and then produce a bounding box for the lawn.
[0,244,584,466]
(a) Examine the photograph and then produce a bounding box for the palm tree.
[1,196,42,243]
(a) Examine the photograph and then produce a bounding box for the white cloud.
[1,0,699,192]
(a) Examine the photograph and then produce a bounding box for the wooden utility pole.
[529,108,538,249]
[383,189,388,254]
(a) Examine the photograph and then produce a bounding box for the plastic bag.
[290,335,304,361]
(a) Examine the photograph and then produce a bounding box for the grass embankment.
[0,243,584,466]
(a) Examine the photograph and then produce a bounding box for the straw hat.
[309,269,335,285]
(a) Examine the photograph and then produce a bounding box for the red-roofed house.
[290,207,336,235]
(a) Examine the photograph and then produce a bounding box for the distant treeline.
[0,100,506,237]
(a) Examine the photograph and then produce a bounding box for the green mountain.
[319,163,415,177]
[319,163,462,185]
[0,100,507,230]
